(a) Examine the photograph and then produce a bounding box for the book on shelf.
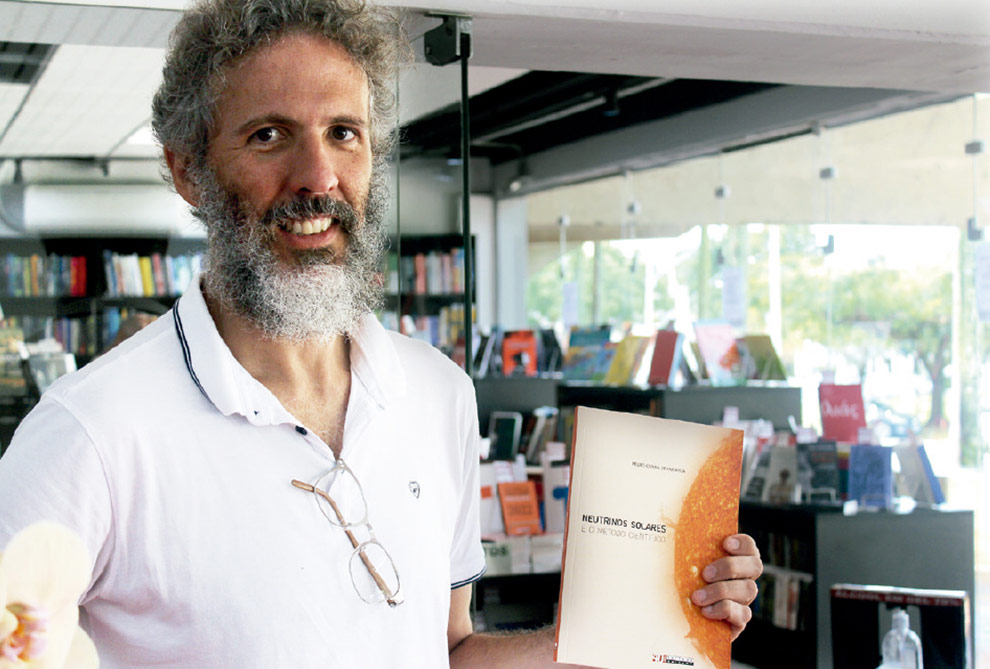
[555,406,743,669]
[487,411,523,461]
[753,567,813,632]
[602,334,651,385]
[542,450,570,533]
[102,250,201,297]
[847,444,893,508]
[893,443,945,506]
[497,480,542,536]
[537,328,563,373]
[737,334,786,381]
[567,325,611,348]
[394,247,464,296]
[1,253,88,297]
[479,462,506,537]
[561,342,616,382]
[647,329,684,386]
[501,330,538,377]
[743,444,801,504]
[693,320,742,386]
[795,440,840,502]
[818,383,867,443]
[523,405,559,465]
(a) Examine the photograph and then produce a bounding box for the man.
[0,0,761,666]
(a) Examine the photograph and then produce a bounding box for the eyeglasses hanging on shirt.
[291,458,403,607]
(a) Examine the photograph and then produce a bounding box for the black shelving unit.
[735,502,975,668]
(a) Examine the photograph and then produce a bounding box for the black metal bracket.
[423,14,472,66]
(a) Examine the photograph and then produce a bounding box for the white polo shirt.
[0,278,486,668]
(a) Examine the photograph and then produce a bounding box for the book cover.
[555,406,743,669]
[693,320,741,386]
[497,481,542,536]
[561,343,616,382]
[795,440,840,500]
[893,443,945,506]
[738,334,786,381]
[501,330,538,377]
[478,462,505,537]
[568,325,611,348]
[847,445,893,508]
[818,384,867,443]
[648,330,684,387]
[603,335,650,386]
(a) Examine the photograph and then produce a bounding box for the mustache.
[258,195,361,234]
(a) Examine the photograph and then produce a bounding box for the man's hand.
[690,533,763,640]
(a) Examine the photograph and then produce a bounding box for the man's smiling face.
[174,30,388,341]
[205,30,374,265]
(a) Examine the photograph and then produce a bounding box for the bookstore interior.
[0,2,988,668]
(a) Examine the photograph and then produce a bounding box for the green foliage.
[526,245,648,326]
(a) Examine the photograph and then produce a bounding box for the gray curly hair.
[151,0,407,180]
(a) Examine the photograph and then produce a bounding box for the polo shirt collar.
[173,275,407,423]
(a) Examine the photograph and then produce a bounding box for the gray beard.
[190,160,389,342]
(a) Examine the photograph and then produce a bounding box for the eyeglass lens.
[315,463,368,527]
[350,541,401,605]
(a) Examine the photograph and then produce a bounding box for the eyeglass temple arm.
[290,480,400,606]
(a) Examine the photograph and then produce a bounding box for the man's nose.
[290,136,340,196]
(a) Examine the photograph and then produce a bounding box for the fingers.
[689,533,764,640]
[702,534,763,583]
[696,599,753,641]
[692,578,759,609]
[723,533,760,557]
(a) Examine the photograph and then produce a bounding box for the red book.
[647,330,683,386]
[819,384,867,443]
[497,481,542,536]
[151,253,167,296]
[413,253,427,295]
[502,330,538,377]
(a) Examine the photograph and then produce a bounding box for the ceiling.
[0,0,987,190]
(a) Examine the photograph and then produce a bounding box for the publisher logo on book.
[651,652,694,665]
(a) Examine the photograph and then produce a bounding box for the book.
[487,411,523,461]
[497,481,542,536]
[568,325,611,348]
[795,440,839,501]
[537,328,563,373]
[542,453,570,533]
[893,443,945,506]
[555,406,743,669]
[818,384,867,443]
[603,334,650,385]
[523,405,558,464]
[561,343,616,382]
[847,444,893,508]
[501,329,538,377]
[647,329,683,386]
[693,320,741,386]
[738,334,786,381]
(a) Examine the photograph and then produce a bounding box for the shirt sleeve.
[448,379,486,589]
[0,395,113,604]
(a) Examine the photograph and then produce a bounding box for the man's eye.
[331,127,356,141]
[251,127,282,143]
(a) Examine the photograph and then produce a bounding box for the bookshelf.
[0,235,203,367]
[735,502,975,669]
[383,233,473,353]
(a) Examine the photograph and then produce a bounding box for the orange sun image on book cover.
[673,433,743,669]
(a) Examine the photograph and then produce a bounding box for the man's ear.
[164,147,199,207]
